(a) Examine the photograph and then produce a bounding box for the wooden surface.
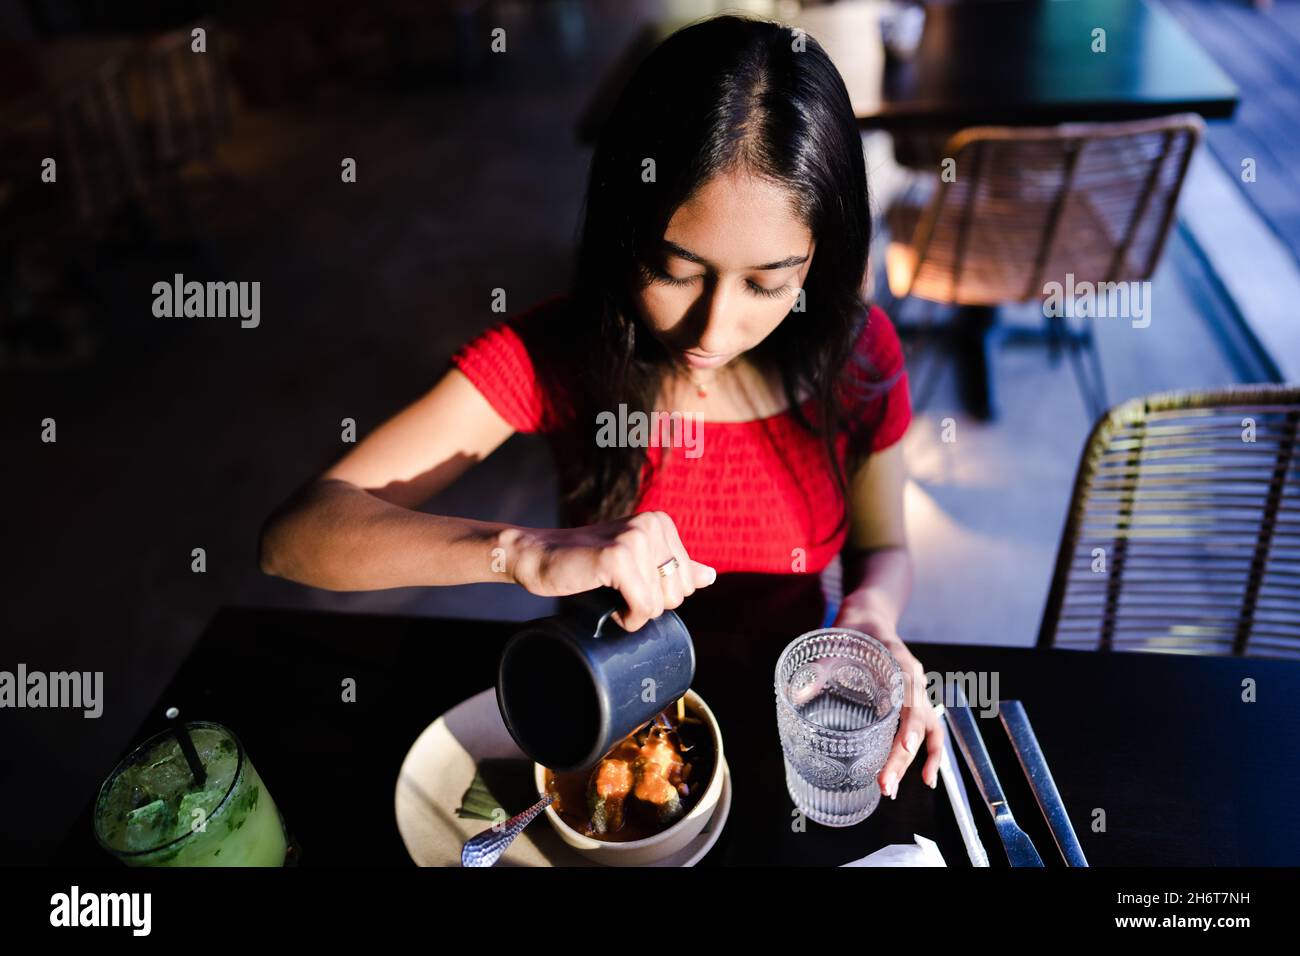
[1161,0,1300,273]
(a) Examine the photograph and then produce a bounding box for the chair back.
[899,114,1203,305]
[54,56,148,229]
[1038,385,1300,658]
[143,21,233,170]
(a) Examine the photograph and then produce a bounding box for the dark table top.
[56,604,1300,867]
[577,0,1239,141]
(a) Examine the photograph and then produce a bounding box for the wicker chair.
[54,56,149,232]
[1038,385,1300,659]
[885,114,1204,420]
[142,21,234,174]
[139,22,245,256]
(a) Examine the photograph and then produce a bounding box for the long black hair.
[534,13,893,543]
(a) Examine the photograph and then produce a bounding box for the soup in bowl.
[534,689,724,865]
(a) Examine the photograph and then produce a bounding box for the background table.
[577,0,1239,143]
[55,604,1299,866]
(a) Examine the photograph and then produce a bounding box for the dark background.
[1,0,624,864]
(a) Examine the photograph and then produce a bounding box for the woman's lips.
[680,350,731,370]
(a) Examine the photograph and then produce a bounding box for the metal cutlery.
[934,703,989,866]
[999,700,1088,866]
[943,677,1044,867]
[460,792,555,867]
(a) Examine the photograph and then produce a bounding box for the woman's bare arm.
[838,441,912,624]
[259,357,715,627]
[258,367,527,591]
[834,440,942,794]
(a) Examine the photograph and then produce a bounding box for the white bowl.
[533,689,725,866]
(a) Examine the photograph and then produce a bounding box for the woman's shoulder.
[839,302,911,453]
[849,303,905,379]
[461,291,572,350]
[448,292,574,434]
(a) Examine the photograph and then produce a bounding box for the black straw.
[165,707,206,788]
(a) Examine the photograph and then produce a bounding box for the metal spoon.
[460,793,556,867]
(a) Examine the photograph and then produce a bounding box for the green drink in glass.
[94,721,290,867]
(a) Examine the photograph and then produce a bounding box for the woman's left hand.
[832,602,943,799]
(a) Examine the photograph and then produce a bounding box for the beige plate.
[395,688,732,866]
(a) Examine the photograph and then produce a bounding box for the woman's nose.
[695,283,738,354]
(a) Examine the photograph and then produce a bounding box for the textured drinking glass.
[775,628,905,827]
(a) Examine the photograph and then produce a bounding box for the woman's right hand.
[503,511,717,632]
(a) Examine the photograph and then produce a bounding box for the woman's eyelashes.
[645,262,793,299]
[746,281,795,299]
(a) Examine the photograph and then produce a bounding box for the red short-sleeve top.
[449,294,911,577]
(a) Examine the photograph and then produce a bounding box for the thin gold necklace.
[678,364,723,399]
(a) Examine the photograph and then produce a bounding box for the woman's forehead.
[664,172,813,269]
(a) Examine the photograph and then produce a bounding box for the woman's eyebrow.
[660,239,808,271]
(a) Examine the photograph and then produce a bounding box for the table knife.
[943,677,1044,867]
[934,704,989,866]
[999,700,1088,867]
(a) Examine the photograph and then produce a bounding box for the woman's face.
[633,169,815,372]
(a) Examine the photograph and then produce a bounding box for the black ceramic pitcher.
[496,588,696,772]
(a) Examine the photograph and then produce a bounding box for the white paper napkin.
[841,833,946,867]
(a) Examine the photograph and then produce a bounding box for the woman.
[259,15,941,800]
